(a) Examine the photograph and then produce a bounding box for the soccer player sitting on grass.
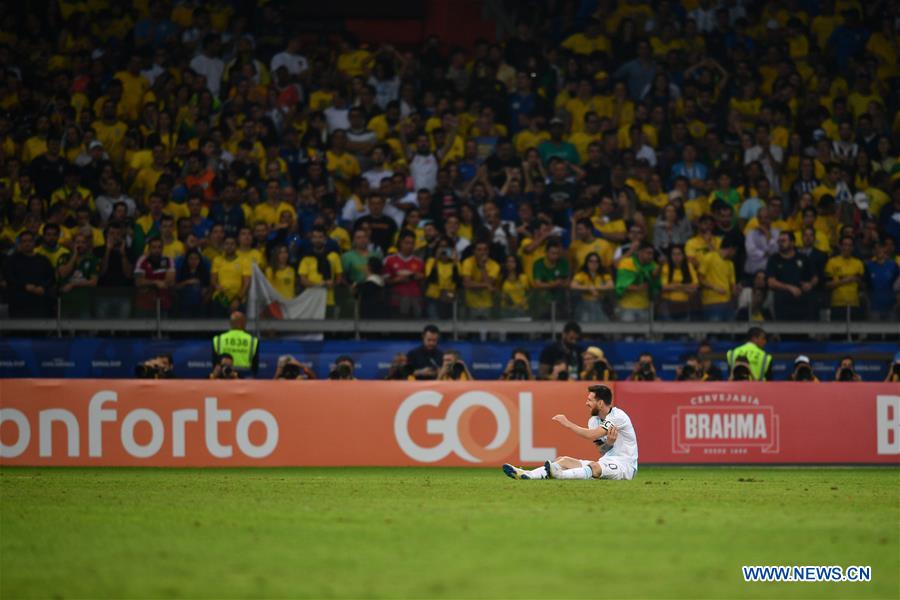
[502,384,638,481]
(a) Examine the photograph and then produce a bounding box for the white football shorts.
[580,457,636,480]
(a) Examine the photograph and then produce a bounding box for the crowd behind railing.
[1,1,898,327]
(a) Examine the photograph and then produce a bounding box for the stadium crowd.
[0,0,899,324]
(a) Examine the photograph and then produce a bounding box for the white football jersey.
[588,406,638,470]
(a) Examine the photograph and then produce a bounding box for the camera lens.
[838,367,854,381]
[450,361,466,379]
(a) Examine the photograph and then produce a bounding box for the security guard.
[726,327,773,381]
[212,311,259,377]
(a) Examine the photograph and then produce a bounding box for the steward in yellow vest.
[212,311,260,376]
[726,327,773,381]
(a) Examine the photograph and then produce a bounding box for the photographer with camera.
[629,352,660,381]
[581,346,616,381]
[538,321,584,380]
[274,355,316,380]
[385,353,416,380]
[210,353,240,380]
[676,355,707,381]
[328,355,357,380]
[886,352,900,383]
[437,349,473,381]
[697,341,724,381]
[729,356,754,381]
[789,355,819,382]
[135,354,174,379]
[834,356,862,382]
[500,348,535,381]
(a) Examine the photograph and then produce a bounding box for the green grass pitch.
[1,467,898,599]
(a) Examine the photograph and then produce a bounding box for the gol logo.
[394,390,555,463]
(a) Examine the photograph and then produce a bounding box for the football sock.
[527,466,548,479]
[556,465,593,480]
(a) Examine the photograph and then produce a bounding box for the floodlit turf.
[1,467,898,599]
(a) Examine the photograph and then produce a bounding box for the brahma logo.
[394,390,556,463]
[672,393,780,455]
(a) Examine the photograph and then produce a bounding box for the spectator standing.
[57,233,100,318]
[210,237,250,316]
[190,34,225,98]
[698,238,738,321]
[423,237,460,319]
[384,231,425,317]
[298,227,343,314]
[538,118,580,165]
[342,228,383,286]
[3,231,55,318]
[461,240,500,319]
[354,194,397,255]
[614,40,657,100]
[615,242,660,322]
[532,239,570,318]
[355,257,389,319]
[865,242,899,320]
[174,248,211,317]
[570,252,613,322]
[35,223,69,269]
[95,221,134,318]
[796,226,830,315]
[659,245,699,321]
[767,232,817,321]
[133,236,175,317]
[743,206,780,276]
[499,255,530,318]
[824,236,866,321]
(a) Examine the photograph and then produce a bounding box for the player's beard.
[591,406,600,416]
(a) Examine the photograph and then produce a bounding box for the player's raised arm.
[552,414,608,440]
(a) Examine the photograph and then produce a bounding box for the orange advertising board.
[1,379,898,466]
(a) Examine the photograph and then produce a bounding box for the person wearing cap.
[537,117,579,165]
[789,355,820,382]
[581,346,615,381]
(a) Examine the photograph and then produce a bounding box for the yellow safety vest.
[726,342,773,381]
[213,329,259,370]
